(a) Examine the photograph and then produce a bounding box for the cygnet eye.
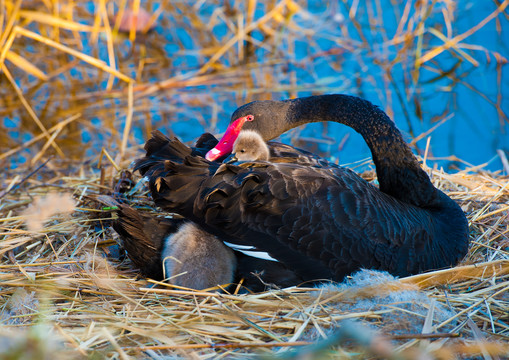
[240,149,245,153]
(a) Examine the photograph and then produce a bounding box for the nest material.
[0,159,508,359]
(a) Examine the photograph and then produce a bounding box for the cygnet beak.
[224,154,238,164]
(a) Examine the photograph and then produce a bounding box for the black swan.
[133,94,470,284]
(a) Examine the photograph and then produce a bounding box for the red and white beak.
[205,115,254,161]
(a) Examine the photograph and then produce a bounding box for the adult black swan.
[134,94,470,283]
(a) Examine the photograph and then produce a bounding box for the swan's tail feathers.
[134,131,192,176]
[112,204,185,279]
[194,132,219,152]
[134,130,220,177]
[146,157,217,213]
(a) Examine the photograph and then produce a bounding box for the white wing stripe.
[222,242,279,262]
[223,241,257,251]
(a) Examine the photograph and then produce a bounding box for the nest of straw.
[0,157,508,359]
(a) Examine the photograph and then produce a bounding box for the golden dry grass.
[0,157,508,359]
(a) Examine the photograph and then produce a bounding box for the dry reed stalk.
[0,0,21,60]
[416,0,509,66]
[120,82,134,159]
[129,0,141,42]
[197,0,289,75]
[13,26,133,83]
[1,64,64,157]
[4,50,48,80]
[97,0,117,91]
[18,10,98,32]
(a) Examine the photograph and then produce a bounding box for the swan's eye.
[223,141,228,145]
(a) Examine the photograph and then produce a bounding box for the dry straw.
[0,156,507,359]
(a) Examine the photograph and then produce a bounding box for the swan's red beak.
[205,115,254,161]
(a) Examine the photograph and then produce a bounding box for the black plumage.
[133,94,470,284]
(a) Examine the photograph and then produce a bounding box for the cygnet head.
[232,130,270,161]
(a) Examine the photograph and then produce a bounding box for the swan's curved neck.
[282,95,442,208]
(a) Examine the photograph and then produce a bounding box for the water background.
[1,1,508,172]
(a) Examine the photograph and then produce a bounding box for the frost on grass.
[306,270,456,339]
[21,193,75,232]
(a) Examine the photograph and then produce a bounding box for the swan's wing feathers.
[194,162,392,279]
[143,150,438,281]
[135,131,219,176]
[135,132,192,176]
[241,166,437,279]
[193,132,218,153]
[143,130,172,156]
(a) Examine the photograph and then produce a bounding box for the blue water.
[2,1,508,172]
[150,1,509,171]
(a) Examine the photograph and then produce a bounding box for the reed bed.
[0,158,508,359]
[1,0,507,169]
[1,0,508,358]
